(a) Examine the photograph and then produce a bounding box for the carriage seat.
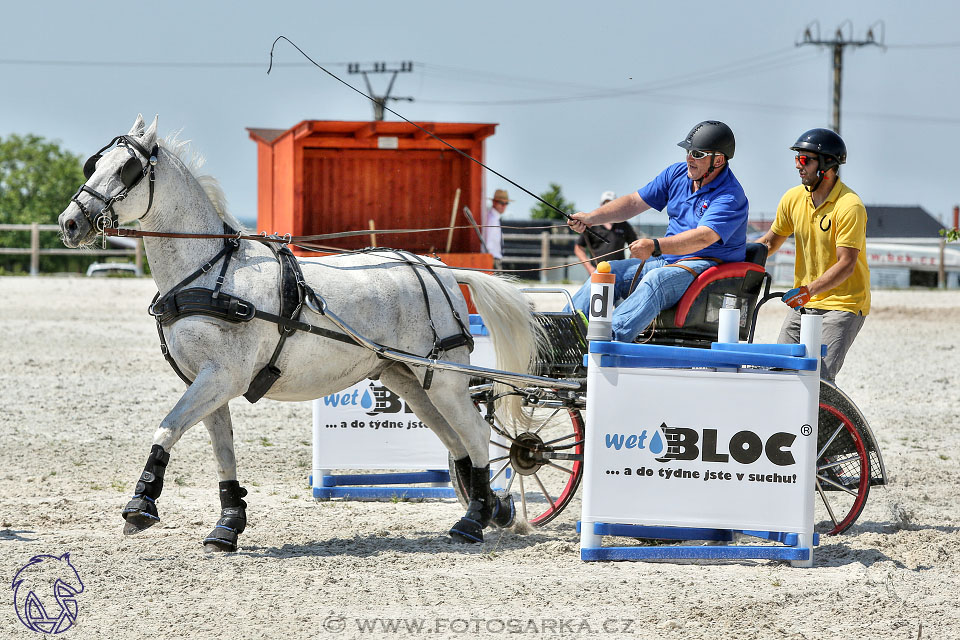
[644,242,769,347]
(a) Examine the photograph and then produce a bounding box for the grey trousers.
[777,308,866,382]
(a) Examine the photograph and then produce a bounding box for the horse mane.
[160,132,247,233]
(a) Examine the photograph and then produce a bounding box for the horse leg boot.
[202,481,248,552]
[453,456,515,530]
[449,464,515,542]
[122,444,170,535]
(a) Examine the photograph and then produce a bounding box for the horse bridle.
[71,134,159,232]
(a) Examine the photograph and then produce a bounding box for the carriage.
[450,243,887,536]
[58,115,886,551]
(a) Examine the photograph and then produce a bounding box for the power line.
[418,48,818,106]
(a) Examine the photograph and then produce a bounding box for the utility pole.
[797,21,883,134]
[346,61,414,121]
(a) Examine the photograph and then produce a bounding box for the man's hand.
[782,286,811,308]
[567,212,590,234]
[628,238,656,260]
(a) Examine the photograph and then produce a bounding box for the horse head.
[59,114,160,247]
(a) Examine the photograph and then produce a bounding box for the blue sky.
[3,1,958,228]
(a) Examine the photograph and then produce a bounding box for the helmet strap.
[805,153,837,193]
[694,153,719,189]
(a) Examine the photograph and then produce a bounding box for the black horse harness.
[148,226,474,402]
[72,135,159,232]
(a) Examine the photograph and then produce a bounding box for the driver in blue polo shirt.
[568,120,749,342]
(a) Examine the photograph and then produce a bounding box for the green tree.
[530,183,576,221]
[941,227,959,242]
[0,134,85,272]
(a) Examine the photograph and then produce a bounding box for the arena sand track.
[1,276,958,639]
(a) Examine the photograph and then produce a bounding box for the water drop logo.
[360,388,373,410]
[12,552,84,634]
[648,425,665,455]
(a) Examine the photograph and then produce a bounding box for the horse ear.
[128,114,145,136]
[142,115,159,147]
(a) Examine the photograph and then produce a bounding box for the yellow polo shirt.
[771,180,870,315]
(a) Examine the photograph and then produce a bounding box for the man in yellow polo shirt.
[758,128,870,382]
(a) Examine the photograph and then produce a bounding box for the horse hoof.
[449,517,484,544]
[491,494,516,529]
[122,515,157,536]
[202,526,239,552]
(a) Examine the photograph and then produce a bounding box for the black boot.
[452,459,515,530]
[203,481,248,552]
[122,444,169,534]
[449,465,496,543]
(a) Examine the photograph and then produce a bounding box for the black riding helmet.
[790,127,846,170]
[677,120,736,160]
[790,128,846,191]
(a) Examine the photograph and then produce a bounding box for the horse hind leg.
[200,404,248,553]
[379,366,514,544]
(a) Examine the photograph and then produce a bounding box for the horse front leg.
[122,368,242,536]
[199,404,248,553]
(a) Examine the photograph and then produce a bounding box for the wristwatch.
[652,238,662,257]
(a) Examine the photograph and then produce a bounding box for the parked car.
[85,262,139,277]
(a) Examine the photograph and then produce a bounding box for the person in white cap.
[484,188,510,270]
[573,191,639,275]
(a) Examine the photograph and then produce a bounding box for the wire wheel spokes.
[814,399,870,535]
[450,396,585,527]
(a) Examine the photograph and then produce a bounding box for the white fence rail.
[0,223,143,276]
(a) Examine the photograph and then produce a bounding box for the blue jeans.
[571,258,715,342]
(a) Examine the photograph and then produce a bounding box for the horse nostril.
[66,219,77,231]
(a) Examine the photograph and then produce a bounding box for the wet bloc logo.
[321,382,414,417]
[11,553,84,634]
[604,422,797,466]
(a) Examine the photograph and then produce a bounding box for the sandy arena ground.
[1,276,958,639]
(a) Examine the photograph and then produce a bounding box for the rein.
[104,225,623,274]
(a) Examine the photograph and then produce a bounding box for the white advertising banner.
[312,334,495,470]
[583,366,819,533]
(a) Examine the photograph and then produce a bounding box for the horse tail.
[454,270,545,427]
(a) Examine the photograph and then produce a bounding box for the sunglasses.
[687,149,714,160]
[494,200,509,205]
[795,154,816,166]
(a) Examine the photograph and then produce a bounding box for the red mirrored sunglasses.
[795,154,815,166]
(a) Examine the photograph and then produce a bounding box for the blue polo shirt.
[636,162,749,263]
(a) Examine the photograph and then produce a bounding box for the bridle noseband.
[71,134,159,232]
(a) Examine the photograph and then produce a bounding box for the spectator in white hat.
[484,188,510,270]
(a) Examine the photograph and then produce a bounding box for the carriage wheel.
[815,387,871,535]
[449,397,584,526]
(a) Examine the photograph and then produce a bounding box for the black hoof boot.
[449,499,485,543]
[202,481,248,552]
[490,493,516,529]
[448,465,496,543]
[122,444,169,535]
